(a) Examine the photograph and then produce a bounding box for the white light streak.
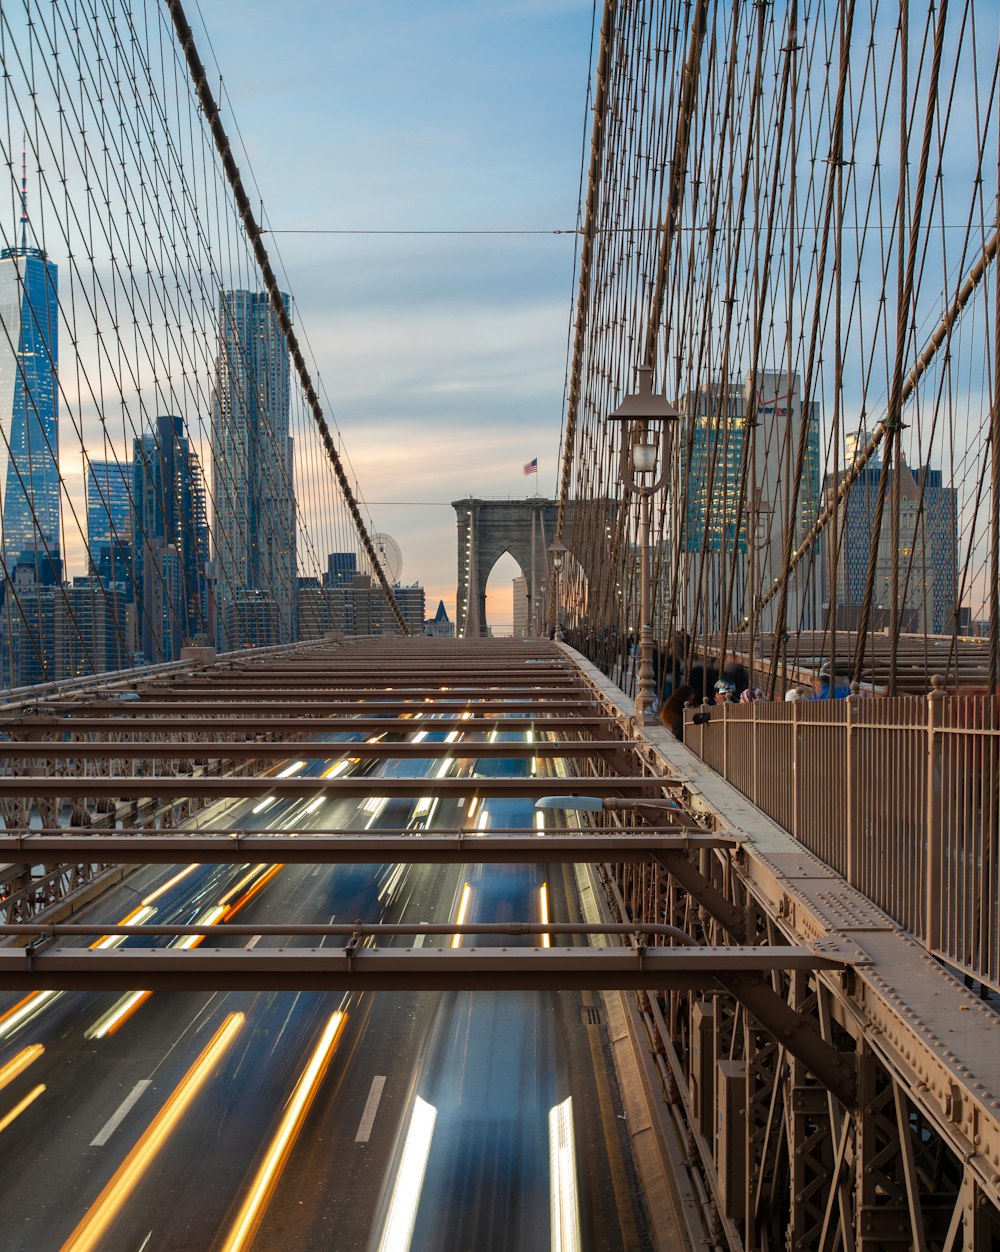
[539,882,551,948]
[548,1097,582,1252]
[376,1097,437,1252]
[276,761,306,779]
[141,866,198,906]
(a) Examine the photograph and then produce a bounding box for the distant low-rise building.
[425,600,454,637]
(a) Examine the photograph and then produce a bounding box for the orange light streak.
[451,882,472,949]
[222,864,284,920]
[0,1083,45,1134]
[218,864,270,907]
[219,1011,347,1252]
[60,1012,245,1252]
[90,903,152,951]
[0,993,42,1031]
[101,992,153,1038]
[0,1044,43,1091]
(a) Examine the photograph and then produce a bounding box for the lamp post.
[608,365,680,725]
[745,493,772,688]
[547,541,567,641]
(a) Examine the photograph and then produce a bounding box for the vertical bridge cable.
[163,0,408,634]
[560,1,997,701]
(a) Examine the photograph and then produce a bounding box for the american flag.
[523,458,538,476]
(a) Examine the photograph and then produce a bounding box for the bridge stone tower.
[453,498,558,638]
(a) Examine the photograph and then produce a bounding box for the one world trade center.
[0,154,59,582]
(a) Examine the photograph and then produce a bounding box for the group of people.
[708,662,852,706]
[652,633,853,739]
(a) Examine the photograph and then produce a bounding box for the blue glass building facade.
[133,415,212,662]
[0,238,59,579]
[326,551,358,587]
[678,373,822,632]
[86,458,133,583]
[829,453,958,635]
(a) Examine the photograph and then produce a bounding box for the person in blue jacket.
[812,661,851,699]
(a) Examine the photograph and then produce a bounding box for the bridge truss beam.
[0,637,996,1248]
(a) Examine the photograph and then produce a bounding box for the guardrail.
[684,690,999,991]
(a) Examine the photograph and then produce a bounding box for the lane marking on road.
[310,866,321,877]
[91,1079,152,1147]
[245,935,262,950]
[412,921,430,949]
[136,1233,153,1252]
[320,915,336,948]
[354,1075,387,1144]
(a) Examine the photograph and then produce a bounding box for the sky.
[190,0,597,629]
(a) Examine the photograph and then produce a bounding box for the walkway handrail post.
[791,698,801,843]
[845,691,858,884]
[925,677,947,953]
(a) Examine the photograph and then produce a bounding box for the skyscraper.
[0,156,59,581]
[678,371,821,633]
[325,551,358,588]
[212,289,297,649]
[132,415,211,663]
[827,447,958,635]
[0,158,60,687]
[86,458,132,583]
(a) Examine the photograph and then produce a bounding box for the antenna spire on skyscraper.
[20,140,28,252]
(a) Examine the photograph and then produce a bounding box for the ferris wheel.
[372,532,402,584]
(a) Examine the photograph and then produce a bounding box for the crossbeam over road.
[0,739,637,761]
[0,831,734,863]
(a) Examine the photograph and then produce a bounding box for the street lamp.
[547,541,568,641]
[608,364,680,725]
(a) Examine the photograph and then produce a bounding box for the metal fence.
[684,692,1000,991]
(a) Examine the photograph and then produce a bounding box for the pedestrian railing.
[684,689,1000,992]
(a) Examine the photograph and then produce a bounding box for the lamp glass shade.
[632,442,657,473]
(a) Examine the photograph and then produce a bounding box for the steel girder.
[0,738,635,761]
[0,944,844,994]
[0,775,665,799]
[0,831,734,863]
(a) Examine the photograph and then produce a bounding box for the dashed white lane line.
[413,921,429,949]
[355,1075,387,1143]
[245,934,262,950]
[91,1079,152,1146]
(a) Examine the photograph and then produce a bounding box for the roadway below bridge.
[0,707,653,1250]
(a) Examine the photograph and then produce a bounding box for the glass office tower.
[211,289,296,648]
[0,189,59,579]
